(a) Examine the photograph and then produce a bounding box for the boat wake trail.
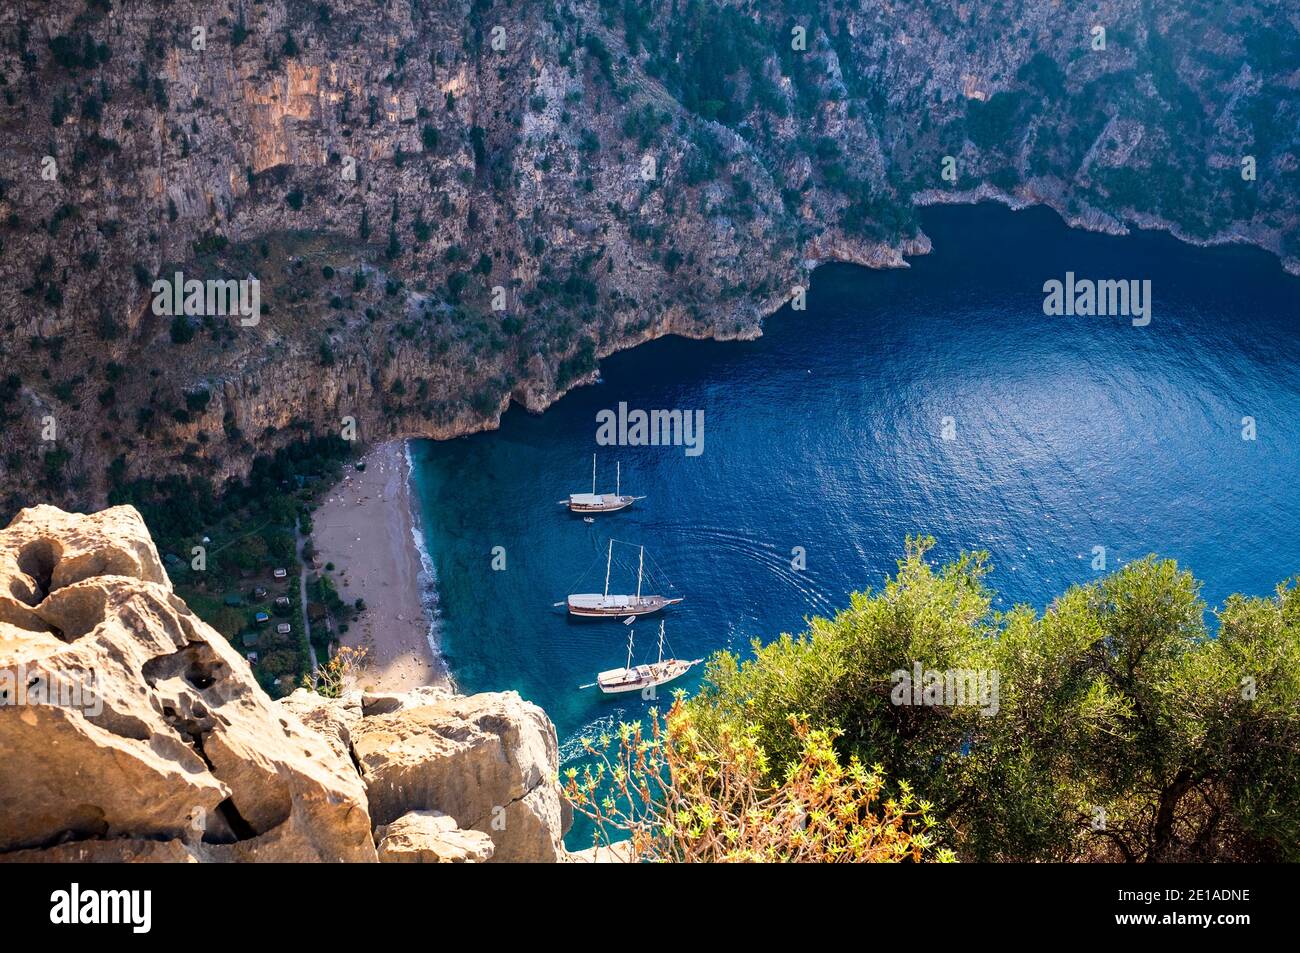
[671,524,840,616]
[559,710,628,764]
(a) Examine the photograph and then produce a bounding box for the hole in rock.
[142,641,227,693]
[14,538,61,604]
[206,798,259,843]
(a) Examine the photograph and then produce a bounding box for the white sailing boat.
[560,453,644,514]
[566,540,682,618]
[591,622,702,695]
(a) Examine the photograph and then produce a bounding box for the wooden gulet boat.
[567,540,683,618]
[561,454,644,514]
[585,621,702,695]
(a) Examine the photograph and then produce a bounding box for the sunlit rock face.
[0,504,572,863]
[0,504,378,861]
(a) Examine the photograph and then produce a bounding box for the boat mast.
[616,461,621,497]
[636,545,644,601]
[657,620,665,664]
[603,539,613,599]
[625,629,634,671]
[591,452,596,494]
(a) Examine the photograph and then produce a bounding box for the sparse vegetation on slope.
[0,0,1296,514]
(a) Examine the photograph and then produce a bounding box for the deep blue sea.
[409,202,1300,817]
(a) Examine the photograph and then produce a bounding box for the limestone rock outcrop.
[0,505,571,863]
[352,691,572,863]
[287,687,572,863]
[0,504,377,861]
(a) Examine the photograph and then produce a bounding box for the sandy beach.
[310,442,447,692]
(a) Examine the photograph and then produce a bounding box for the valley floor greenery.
[107,435,357,695]
[569,538,1300,862]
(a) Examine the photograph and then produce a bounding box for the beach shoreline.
[310,441,448,692]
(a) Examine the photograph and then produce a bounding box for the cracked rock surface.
[289,686,573,863]
[0,504,375,861]
[0,504,571,862]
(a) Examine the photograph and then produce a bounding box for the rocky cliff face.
[0,1,1296,514]
[282,684,573,862]
[0,503,571,862]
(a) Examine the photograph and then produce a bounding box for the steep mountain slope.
[1,0,1296,514]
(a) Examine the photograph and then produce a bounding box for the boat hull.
[567,595,682,618]
[567,494,637,513]
[597,659,701,695]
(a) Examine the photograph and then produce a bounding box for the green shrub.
[169,315,195,344]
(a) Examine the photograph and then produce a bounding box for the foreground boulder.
[375,810,494,863]
[0,505,376,861]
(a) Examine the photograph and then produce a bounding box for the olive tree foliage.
[686,536,1300,862]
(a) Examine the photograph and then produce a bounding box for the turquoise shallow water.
[408,203,1300,836]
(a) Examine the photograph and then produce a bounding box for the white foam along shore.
[404,439,453,688]
[309,441,448,691]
